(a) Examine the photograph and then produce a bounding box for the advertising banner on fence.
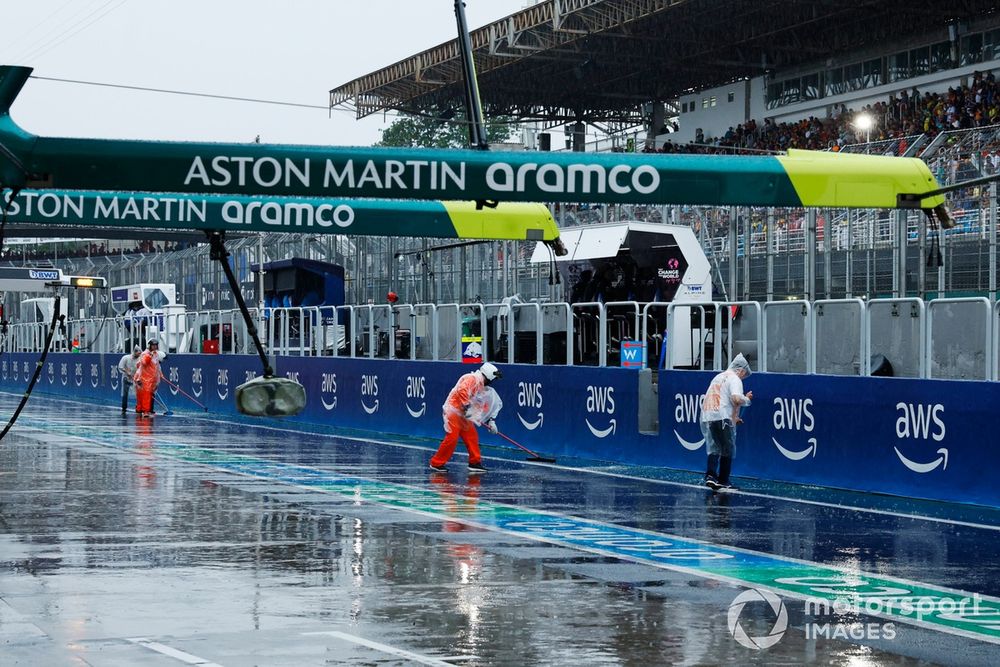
[659,369,997,506]
[0,352,994,506]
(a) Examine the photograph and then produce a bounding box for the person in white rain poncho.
[700,353,754,491]
[117,345,142,415]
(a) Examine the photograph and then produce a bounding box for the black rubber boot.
[719,456,733,486]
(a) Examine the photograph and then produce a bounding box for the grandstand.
[5,0,1000,310]
[328,0,1000,303]
[329,0,999,145]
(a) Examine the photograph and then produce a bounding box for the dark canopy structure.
[330,0,1000,128]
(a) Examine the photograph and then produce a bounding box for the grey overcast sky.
[2,1,529,147]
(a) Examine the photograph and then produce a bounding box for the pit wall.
[1,353,994,508]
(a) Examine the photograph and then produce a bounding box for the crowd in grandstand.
[647,69,1000,157]
[631,69,1000,246]
[0,239,189,262]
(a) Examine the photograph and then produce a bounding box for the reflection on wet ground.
[0,394,997,665]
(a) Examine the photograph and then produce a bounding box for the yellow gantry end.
[777,149,947,210]
[442,201,559,241]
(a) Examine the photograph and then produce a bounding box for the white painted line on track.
[127,638,224,666]
[302,630,459,666]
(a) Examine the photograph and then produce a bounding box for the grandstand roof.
[329,0,999,128]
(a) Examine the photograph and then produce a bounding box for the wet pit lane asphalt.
[0,393,998,666]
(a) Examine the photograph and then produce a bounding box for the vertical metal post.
[257,235,265,312]
[937,223,946,297]
[195,257,202,310]
[729,206,738,301]
[918,211,927,299]
[865,212,873,297]
[742,210,751,301]
[894,209,907,298]
[434,247,442,303]
[420,239,429,303]
[256,238,266,340]
[214,256,222,309]
[805,208,816,301]
[460,245,468,303]
[823,209,832,298]
[501,240,510,297]
[990,181,997,304]
[388,238,396,297]
[846,210,854,298]
[766,209,774,301]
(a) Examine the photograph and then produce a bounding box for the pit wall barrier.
[0,353,994,508]
[0,353,639,465]
[661,370,997,507]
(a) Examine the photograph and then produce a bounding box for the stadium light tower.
[854,113,874,145]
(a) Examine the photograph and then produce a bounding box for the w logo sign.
[620,340,645,369]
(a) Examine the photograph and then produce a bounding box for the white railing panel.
[571,302,606,367]
[763,301,812,374]
[927,297,992,381]
[665,302,716,370]
[510,303,542,365]
[814,299,865,376]
[715,301,762,372]
[867,298,925,379]
[604,301,640,368]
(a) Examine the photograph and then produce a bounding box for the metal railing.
[815,298,865,376]
[762,300,814,374]
[3,297,999,381]
[927,297,993,381]
[995,300,1000,382]
[867,298,926,379]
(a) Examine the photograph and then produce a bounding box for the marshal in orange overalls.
[430,363,502,470]
[430,370,485,468]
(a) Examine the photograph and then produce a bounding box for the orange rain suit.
[133,350,162,414]
[430,371,484,467]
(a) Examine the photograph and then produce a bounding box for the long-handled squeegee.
[496,431,556,464]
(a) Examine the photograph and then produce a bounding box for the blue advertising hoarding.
[659,369,999,506]
[0,352,996,507]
